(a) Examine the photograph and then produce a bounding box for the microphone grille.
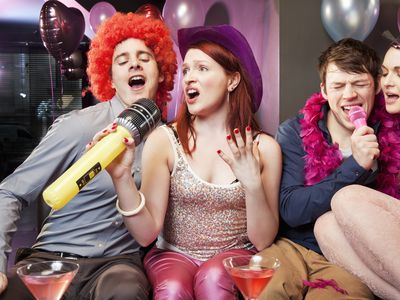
[349,106,366,123]
[116,98,161,145]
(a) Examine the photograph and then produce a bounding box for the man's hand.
[351,126,379,170]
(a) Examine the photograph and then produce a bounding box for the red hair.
[87,12,177,117]
[176,41,260,155]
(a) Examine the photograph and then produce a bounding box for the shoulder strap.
[167,124,181,145]
[160,125,180,176]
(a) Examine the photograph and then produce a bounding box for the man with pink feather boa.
[258,38,384,299]
[315,40,400,300]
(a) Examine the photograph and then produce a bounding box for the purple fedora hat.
[178,25,263,113]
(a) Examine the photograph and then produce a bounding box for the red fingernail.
[124,137,128,143]
[226,135,232,140]
[234,128,239,134]
[246,126,251,131]
[102,129,108,133]
[217,149,221,154]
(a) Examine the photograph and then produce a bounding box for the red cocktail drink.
[17,260,79,300]
[223,255,280,300]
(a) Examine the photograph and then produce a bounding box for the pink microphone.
[349,106,367,129]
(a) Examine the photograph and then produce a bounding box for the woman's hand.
[217,126,261,189]
[87,121,136,179]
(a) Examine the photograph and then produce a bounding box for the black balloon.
[62,50,83,69]
[63,67,85,80]
[135,4,163,21]
[39,0,85,61]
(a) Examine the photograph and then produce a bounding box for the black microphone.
[116,98,161,145]
[43,98,161,210]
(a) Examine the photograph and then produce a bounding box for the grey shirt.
[0,96,143,273]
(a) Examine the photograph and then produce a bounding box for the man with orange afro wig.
[0,12,176,300]
[88,12,176,120]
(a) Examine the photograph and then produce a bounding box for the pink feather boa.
[372,95,400,199]
[300,93,342,186]
[303,279,348,295]
[300,92,400,198]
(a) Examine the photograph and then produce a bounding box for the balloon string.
[48,55,55,122]
[60,63,64,113]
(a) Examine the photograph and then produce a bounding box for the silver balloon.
[321,0,380,41]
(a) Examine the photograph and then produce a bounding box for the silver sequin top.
[156,125,253,261]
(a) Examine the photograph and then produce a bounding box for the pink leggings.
[144,247,256,300]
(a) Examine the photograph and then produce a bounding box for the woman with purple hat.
[98,24,281,298]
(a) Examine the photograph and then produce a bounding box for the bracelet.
[116,191,146,217]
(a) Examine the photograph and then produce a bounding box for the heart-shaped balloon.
[321,0,380,42]
[40,0,85,61]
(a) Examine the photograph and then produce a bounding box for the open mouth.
[385,92,399,103]
[186,88,199,99]
[128,75,145,88]
[342,104,362,113]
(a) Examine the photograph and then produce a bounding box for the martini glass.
[17,260,79,300]
[223,255,280,300]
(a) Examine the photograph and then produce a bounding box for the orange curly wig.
[87,12,177,117]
